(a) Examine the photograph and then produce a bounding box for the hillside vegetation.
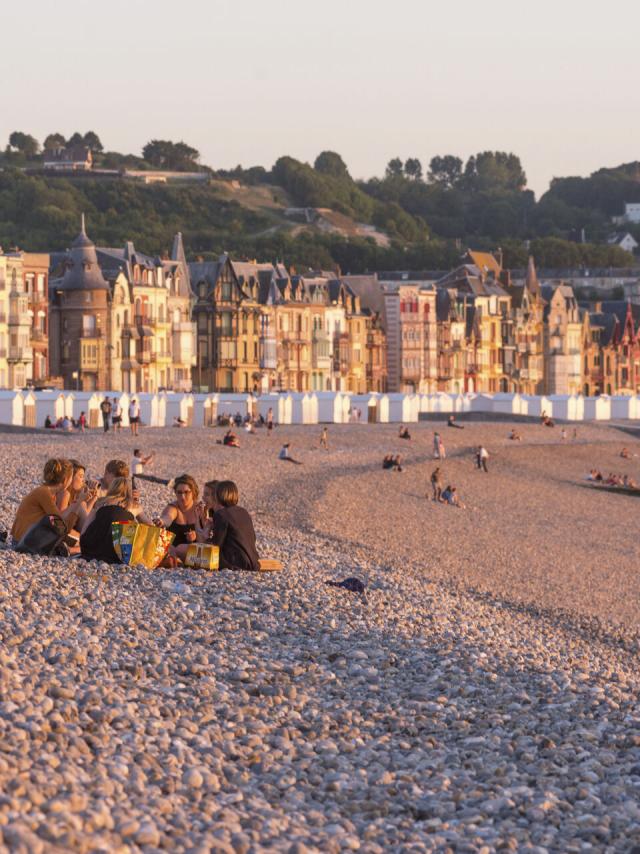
[1,131,638,271]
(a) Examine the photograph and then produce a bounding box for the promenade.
[0,421,638,852]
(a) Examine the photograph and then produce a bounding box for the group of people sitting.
[540,411,555,428]
[10,458,260,571]
[586,469,638,489]
[44,413,89,432]
[382,454,403,471]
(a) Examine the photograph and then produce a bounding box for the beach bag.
[111,522,174,569]
[184,543,219,571]
[16,515,68,557]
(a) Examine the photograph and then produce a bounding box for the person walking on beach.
[100,397,112,433]
[477,445,489,473]
[129,398,140,436]
[112,400,122,432]
[433,431,442,459]
[267,407,274,434]
[430,467,442,502]
[320,427,329,450]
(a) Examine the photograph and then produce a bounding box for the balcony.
[137,351,152,364]
[31,330,47,342]
[8,345,33,363]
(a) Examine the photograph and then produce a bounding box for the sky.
[2,0,639,198]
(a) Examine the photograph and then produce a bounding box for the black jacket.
[80,505,135,564]
[212,505,259,571]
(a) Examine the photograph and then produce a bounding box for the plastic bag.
[112,522,174,569]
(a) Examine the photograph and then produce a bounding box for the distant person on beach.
[173,416,187,428]
[267,408,274,434]
[112,400,122,432]
[44,415,53,429]
[430,467,442,502]
[621,447,630,459]
[100,397,112,433]
[78,411,87,432]
[447,415,464,429]
[320,427,329,449]
[433,432,442,459]
[382,454,402,472]
[509,429,522,441]
[442,485,465,509]
[223,429,240,448]
[476,445,489,472]
[399,425,411,440]
[61,416,72,432]
[210,480,260,572]
[279,443,302,464]
[129,399,140,436]
[131,449,170,485]
[561,428,567,441]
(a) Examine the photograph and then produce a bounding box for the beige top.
[11,486,60,542]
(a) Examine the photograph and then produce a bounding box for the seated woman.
[223,429,240,447]
[211,480,259,571]
[398,425,411,440]
[160,474,203,551]
[621,447,630,459]
[80,478,136,564]
[11,459,87,545]
[441,484,465,508]
[509,429,522,441]
[382,454,394,469]
[56,460,98,536]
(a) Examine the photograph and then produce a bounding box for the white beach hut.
[492,392,519,415]
[217,394,251,422]
[193,393,217,427]
[22,390,36,427]
[69,392,101,429]
[548,395,572,420]
[136,393,161,427]
[33,391,65,427]
[0,390,24,426]
[611,395,634,420]
[315,392,342,423]
[584,395,611,421]
[387,393,418,422]
[165,393,194,426]
[469,393,494,414]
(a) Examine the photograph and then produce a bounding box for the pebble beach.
[0,420,639,853]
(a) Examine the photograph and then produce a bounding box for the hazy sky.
[3,0,639,197]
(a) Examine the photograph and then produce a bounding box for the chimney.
[495,247,503,269]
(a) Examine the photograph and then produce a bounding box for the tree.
[8,131,40,158]
[83,131,103,153]
[464,151,527,192]
[43,133,66,150]
[404,158,423,181]
[314,151,350,180]
[428,155,463,188]
[67,131,85,147]
[142,139,200,170]
[385,158,404,179]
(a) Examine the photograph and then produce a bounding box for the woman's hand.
[186,529,197,543]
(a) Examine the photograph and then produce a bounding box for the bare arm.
[159,505,178,528]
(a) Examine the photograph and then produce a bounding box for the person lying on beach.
[130,449,171,486]
[173,416,187,428]
[586,469,603,482]
[542,416,555,427]
[398,425,411,440]
[382,454,403,472]
[441,485,465,508]
[620,448,633,459]
[279,443,302,464]
[509,429,522,441]
[80,477,136,564]
[447,415,464,429]
[11,459,89,546]
[210,480,260,571]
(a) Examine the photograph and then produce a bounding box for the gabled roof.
[588,311,618,347]
[465,250,502,278]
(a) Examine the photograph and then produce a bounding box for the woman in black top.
[80,478,135,563]
[211,480,259,571]
[159,474,203,547]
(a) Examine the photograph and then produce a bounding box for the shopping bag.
[112,522,174,569]
[184,543,219,570]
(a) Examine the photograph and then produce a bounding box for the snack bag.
[112,522,174,569]
[184,543,219,571]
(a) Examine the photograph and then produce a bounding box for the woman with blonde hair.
[11,458,88,545]
[80,477,135,564]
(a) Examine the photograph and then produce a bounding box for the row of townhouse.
[188,256,386,394]
[351,251,587,396]
[37,219,387,394]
